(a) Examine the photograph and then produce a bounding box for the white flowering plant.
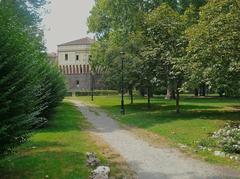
[212,121,240,154]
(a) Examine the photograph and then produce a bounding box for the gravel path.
[72,100,240,179]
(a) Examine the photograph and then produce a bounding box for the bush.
[75,90,118,96]
[212,121,240,154]
[198,138,217,148]
[65,92,73,97]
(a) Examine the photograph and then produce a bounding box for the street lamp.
[120,51,125,115]
[89,55,94,101]
[91,73,94,101]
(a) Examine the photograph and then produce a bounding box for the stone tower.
[57,37,95,92]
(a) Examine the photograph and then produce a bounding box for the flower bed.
[212,121,240,154]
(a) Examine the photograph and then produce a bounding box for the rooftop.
[58,37,95,46]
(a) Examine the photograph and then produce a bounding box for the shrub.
[75,90,118,96]
[212,121,240,154]
[65,92,73,97]
[198,138,217,148]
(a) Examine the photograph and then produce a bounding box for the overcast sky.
[42,0,95,52]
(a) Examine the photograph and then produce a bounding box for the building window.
[65,54,68,60]
[76,55,79,60]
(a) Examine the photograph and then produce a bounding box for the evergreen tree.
[0,0,66,154]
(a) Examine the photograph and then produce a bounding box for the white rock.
[178,144,187,149]
[90,166,110,179]
[86,152,100,167]
[214,151,225,157]
[207,148,212,152]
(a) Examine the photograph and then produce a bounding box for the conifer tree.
[0,0,66,154]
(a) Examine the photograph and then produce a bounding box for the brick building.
[57,37,95,92]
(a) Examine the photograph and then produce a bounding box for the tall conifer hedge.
[0,1,66,154]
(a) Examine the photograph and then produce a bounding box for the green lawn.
[73,95,240,168]
[0,102,130,179]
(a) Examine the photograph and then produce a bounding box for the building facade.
[57,37,95,92]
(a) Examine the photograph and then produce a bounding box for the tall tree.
[142,3,187,112]
[0,0,66,154]
[186,0,240,96]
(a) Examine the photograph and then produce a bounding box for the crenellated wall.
[59,64,90,75]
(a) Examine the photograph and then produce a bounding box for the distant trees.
[88,0,239,112]
[0,0,66,154]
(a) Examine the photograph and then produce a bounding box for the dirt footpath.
[72,100,240,179]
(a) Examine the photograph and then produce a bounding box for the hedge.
[75,90,118,96]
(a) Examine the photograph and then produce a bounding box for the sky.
[42,0,95,53]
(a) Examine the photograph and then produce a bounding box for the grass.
[0,102,133,179]
[73,95,240,169]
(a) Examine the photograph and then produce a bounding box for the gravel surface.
[72,100,240,179]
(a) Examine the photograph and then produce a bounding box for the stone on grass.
[86,152,100,167]
[198,146,207,150]
[178,143,187,149]
[214,151,225,157]
[90,166,110,179]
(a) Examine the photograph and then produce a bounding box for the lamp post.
[120,51,125,115]
[91,73,94,101]
[89,55,94,101]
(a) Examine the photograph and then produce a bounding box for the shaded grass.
[0,102,122,179]
[73,95,240,168]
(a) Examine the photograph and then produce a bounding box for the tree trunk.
[165,86,176,100]
[202,83,206,96]
[218,88,224,97]
[206,86,209,96]
[129,89,133,104]
[147,87,151,109]
[200,83,206,96]
[194,88,199,96]
[171,89,176,99]
[139,87,145,97]
[176,88,180,113]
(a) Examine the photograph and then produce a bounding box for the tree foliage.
[186,0,240,96]
[88,0,239,112]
